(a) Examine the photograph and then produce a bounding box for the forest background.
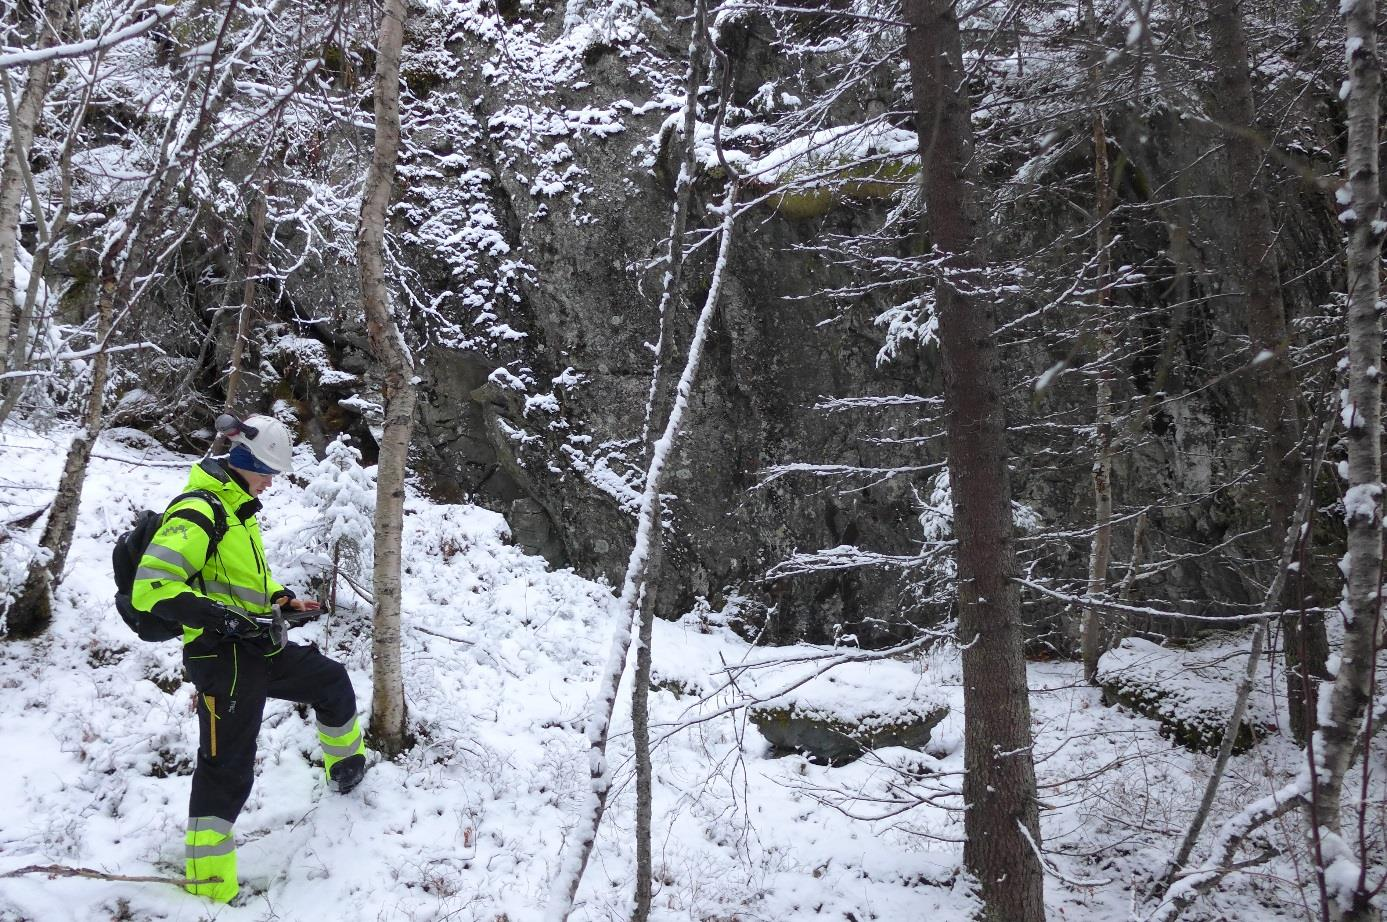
[0,0,1385,920]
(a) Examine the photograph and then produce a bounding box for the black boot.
[329,754,367,793]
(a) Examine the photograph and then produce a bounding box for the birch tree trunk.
[0,88,79,431]
[1205,0,1326,746]
[1316,3,1383,918]
[4,278,113,636]
[902,2,1044,919]
[0,0,69,393]
[358,0,414,758]
[549,189,738,922]
[639,0,705,451]
[630,9,708,913]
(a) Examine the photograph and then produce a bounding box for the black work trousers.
[184,639,357,824]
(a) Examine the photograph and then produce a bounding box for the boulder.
[749,698,948,766]
[1098,637,1275,754]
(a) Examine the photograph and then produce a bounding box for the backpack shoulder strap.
[164,489,229,563]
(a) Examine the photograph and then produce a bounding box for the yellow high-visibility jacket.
[131,459,288,644]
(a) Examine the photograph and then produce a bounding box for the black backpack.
[113,489,228,642]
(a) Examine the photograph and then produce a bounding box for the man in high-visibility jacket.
[132,413,368,904]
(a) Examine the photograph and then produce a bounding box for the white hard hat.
[217,413,294,473]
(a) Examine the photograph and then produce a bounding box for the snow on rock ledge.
[748,696,949,766]
[1097,636,1276,754]
[652,618,952,765]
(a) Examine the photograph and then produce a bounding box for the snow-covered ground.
[0,426,1322,920]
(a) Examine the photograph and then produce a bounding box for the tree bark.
[1317,2,1383,919]
[631,498,661,922]
[212,188,269,456]
[358,0,413,759]
[902,2,1045,920]
[1205,0,1326,746]
[0,0,69,389]
[1080,0,1115,684]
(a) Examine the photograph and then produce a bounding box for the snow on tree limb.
[1018,578,1299,625]
[0,3,175,70]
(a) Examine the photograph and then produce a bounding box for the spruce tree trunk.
[1205,0,1326,746]
[1081,0,1116,682]
[902,2,1044,919]
[358,0,413,758]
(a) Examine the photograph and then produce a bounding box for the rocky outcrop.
[749,698,949,766]
[318,2,946,646]
[169,1,1344,647]
[1098,637,1275,754]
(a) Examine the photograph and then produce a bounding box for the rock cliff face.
[266,2,947,646]
[261,1,1344,645]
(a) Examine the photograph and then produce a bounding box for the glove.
[219,608,265,639]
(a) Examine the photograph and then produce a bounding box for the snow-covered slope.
[0,426,1313,921]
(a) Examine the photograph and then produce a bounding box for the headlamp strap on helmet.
[215,413,259,441]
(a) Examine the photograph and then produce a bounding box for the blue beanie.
[228,443,280,475]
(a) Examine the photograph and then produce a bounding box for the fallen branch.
[0,863,209,886]
[2,505,47,530]
[53,341,165,361]
[408,623,519,678]
[1016,820,1114,888]
[410,623,473,645]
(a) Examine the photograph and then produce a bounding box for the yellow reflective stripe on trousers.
[185,816,234,865]
[319,717,365,774]
[185,817,237,903]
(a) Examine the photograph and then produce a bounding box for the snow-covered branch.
[1017,578,1299,625]
[0,3,176,70]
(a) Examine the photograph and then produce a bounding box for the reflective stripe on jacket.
[131,459,285,644]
